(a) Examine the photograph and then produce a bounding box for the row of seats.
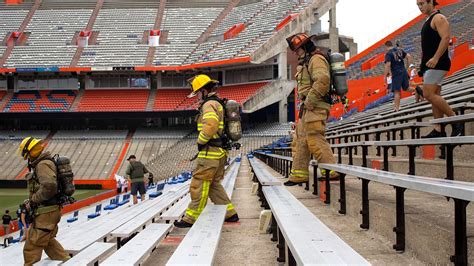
[3,90,76,112]
[0,0,315,67]
[76,89,149,112]
[0,81,268,112]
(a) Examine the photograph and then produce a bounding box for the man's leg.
[394,90,401,112]
[305,120,338,179]
[424,83,455,132]
[177,158,217,227]
[43,226,70,262]
[24,227,48,266]
[286,122,311,185]
[208,157,237,220]
[140,182,146,202]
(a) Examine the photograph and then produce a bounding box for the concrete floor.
[144,157,426,265]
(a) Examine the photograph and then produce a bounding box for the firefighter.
[174,74,239,228]
[285,33,338,186]
[18,137,70,266]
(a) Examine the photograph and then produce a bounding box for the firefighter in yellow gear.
[285,33,338,186]
[174,74,239,228]
[18,137,70,266]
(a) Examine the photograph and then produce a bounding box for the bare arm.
[21,213,27,227]
[384,62,391,80]
[427,14,450,68]
[406,53,413,68]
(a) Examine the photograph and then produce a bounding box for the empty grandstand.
[0,0,473,265]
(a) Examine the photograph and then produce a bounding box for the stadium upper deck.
[0,0,314,70]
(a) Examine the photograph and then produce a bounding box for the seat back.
[157,183,165,192]
[73,210,79,217]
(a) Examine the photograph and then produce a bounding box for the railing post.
[277,226,285,262]
[391,130,397,156]
[360,179,370,229]
[393,186,406,251]
[338,174,346,215]
[271,215,277,242]
[383,146,389,171]
[446,144,455,180]
[324,168,331,204]
[312,164,318,196]
[362,145,368,167]
[408,146,416,175]
[451,199,469,266]
[348,146,354,165]
[376,133,381,156]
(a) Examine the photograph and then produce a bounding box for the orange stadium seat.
[3,90,76,112]
[76,90,149,112]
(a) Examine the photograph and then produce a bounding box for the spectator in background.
[417,0,463,137]
[147,172,154,188]
[384,40,413,112]
[116,178,122,194]
[17,202,29,241]
[125,155,150,204]
[386,75,392,93]
[122,179,128,193]
[2,210,13,236]
[409,64,424,102]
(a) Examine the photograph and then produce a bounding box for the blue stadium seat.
[87,204,102,219]
[149,183,166,198]
[67,210,79,223]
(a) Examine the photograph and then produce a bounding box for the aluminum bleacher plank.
[62,242,116,266]
[319,164,474,201]
[262,186,370,265]
[249,157,282,185]
[374,136,474,146]
[101,223,172,266]
[166,205,227,266]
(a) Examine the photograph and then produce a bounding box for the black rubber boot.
[225,214,239,223]
[174,220,193,228]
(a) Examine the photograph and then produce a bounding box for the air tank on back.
[329,52,348,96]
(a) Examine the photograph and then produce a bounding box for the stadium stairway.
[195,0,241,44]
[142,156,424,265]
[69,0,105,68]
[145,0,166,66]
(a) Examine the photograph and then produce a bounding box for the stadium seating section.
[0,124,286,181]
[76,89,149,112]
[0,0,314,68]
[3,90,76,112]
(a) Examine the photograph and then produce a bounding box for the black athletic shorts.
[131,182,146,196]
[391,72,409,91]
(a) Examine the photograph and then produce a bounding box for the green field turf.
[0,189,104,214]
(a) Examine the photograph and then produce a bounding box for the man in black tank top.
[417,0,463,137]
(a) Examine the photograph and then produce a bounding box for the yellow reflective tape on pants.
[186,180,211,219]
[226,203,234,211]
[198,180,211,213]
[290,170,309,178]
[320,169,336,175]
[186,208,199,219]
[291,170,309,174]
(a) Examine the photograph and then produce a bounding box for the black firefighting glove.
[197,143,206,151]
